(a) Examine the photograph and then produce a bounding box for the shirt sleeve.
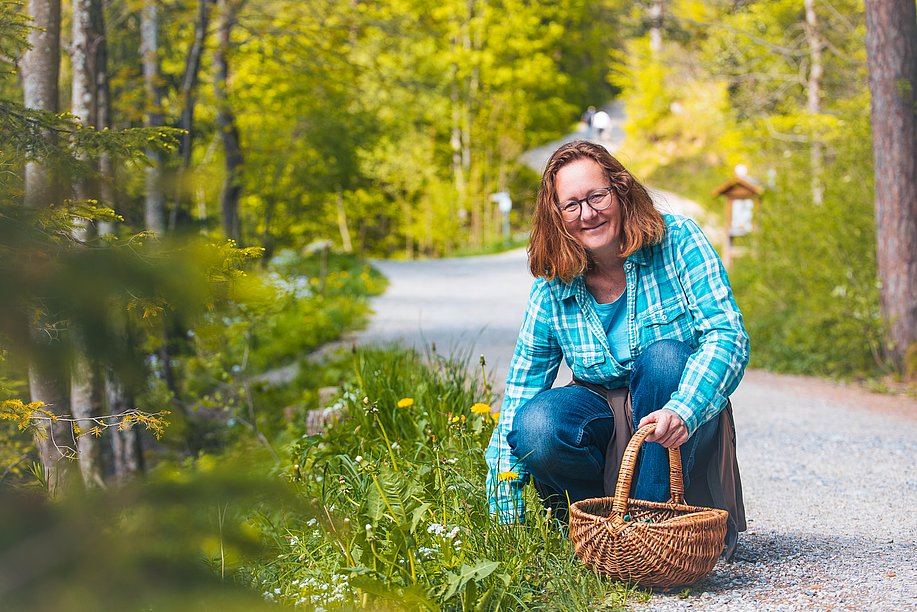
[664,218,750,436]
[484,279,563,523]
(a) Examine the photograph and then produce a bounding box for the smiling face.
[554,158,623,260]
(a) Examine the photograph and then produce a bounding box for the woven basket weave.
[569,423,727,588]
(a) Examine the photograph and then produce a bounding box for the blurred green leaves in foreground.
[0,449,294,611]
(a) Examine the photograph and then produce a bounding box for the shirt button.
[625,262,633,270]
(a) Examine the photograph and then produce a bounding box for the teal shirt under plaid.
[485,214,749,523]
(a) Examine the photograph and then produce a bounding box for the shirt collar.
[558,246,652,300]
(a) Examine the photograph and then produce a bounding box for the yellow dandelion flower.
[396,397,414,408]
[491,411,500,424]
[470,403,491,415]
[497,471,519,481]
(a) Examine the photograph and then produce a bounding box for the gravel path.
[356,250,917,611]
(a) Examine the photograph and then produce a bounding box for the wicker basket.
[569,423,728,588]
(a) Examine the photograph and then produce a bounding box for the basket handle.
[611,423,685,516]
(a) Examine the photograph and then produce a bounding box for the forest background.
[1,0,915,609]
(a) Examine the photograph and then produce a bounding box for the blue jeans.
[507,340,720,518]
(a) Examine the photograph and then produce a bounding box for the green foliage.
[162,249,387,452]
[729,93,885,377]
[254,348,649,610]
[0,450,295,611]
[102,0,626,257]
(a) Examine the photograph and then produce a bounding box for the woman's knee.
[632,339,694,392]
[507,392,560,470]
[507,386,611,473]
[635,340,693,378]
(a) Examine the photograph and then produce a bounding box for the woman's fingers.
[638,409,687,448]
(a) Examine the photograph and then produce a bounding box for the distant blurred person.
[591,109,610,142]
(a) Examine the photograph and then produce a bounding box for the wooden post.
[722,196,734,271]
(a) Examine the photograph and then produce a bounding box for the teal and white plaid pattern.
[485,214,749,522]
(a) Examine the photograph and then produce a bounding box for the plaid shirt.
[485,214,749,522]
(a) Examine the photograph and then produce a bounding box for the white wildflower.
[427,523,446,536]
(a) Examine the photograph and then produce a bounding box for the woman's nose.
[579,201,599,221]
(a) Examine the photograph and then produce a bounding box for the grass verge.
[251,347,649,610]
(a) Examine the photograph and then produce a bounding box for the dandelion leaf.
[349,575,441,611]
[367,467,421,525]
[442,560,500,601]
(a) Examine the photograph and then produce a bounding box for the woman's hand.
[638,409,688,448]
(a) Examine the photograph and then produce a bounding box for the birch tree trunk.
[864,0,917,376]
[22,0,60,210]
[92,0,114,234]
[649,0,664,55]
[106,371,144,482]
[804,0,824,206]
[71,334,103,487]
[69,0,116,486]
[70,0,94,242]
[21,0,71,495]
[141,0,165,234]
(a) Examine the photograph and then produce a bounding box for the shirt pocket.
[641,297,693,343]
[572,349,608,382]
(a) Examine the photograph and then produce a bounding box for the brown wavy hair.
[528,140,665,283]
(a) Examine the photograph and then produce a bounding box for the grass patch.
[252,347,649,610]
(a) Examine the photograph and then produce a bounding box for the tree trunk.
[22,0,60,210]
[106,369,144,482]
[336,190,353,253]
[70,0,95,242]
[69,0,113,486]
[450,77,467,225]
[28,353,73,495]
[71,334,104,488]
[804,0,824,206]
[171,0,213,231]
[95,0,115,236]
[649,0,664,55]
[21,0,70,494]
[141,0,165,234]
[215,0,243,244]
[462,0,477,246]
[864,0,917,376]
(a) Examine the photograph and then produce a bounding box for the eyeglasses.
[557,187,614,222]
